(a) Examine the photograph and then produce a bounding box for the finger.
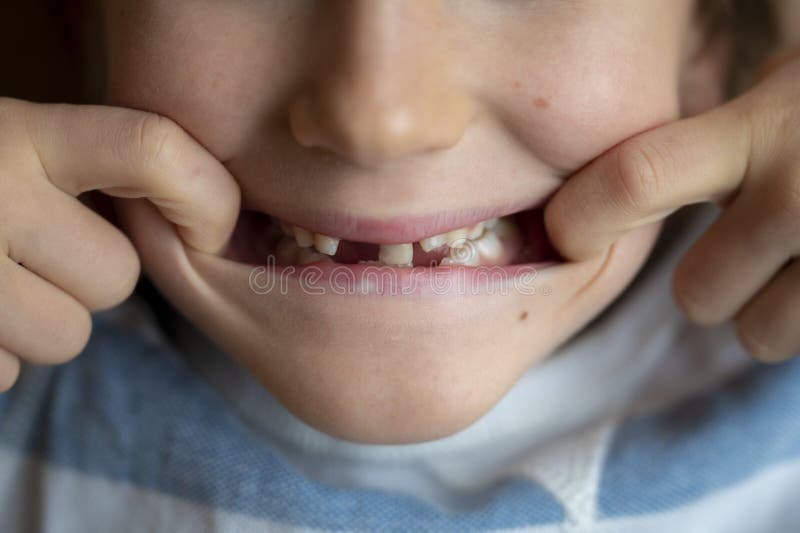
[114,198,195,296]
[735,259,800,363]
[0,345,21,393]
[0,254,92,364]
[672,172,800,324]
[544,104,751,261]
[1,180,140,311]
[11,99,241,254]
[756,46,800,82]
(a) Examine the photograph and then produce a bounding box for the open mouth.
[223,205,563,269]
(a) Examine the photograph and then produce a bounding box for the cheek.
[106,2,686,175]
[104,2,299,160]
[524,58,680,173]
[479,11,685,174]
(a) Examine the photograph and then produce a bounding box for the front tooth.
[484,218,499,229]
[293,226,314,248]
[314,233,340,256]
[473,231,502,260]
[445,227,469,246]
[378,243,413,266]
[467,222,486,240]
[419,233,447,252]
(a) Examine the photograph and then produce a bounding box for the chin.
[117,198,662,444]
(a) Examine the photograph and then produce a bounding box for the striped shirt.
[1,205,798,533]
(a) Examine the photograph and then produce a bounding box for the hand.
[0,98,240,391]
[544,51,800,363]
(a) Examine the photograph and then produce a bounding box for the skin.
[0,1,795,444]
[102,0,716,443]
[547,49,800,362]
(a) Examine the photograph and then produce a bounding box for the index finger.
[13,99,241,254]
[543,104,751,261]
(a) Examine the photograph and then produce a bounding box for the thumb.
[15,98,241,254]
[543,104,749,261]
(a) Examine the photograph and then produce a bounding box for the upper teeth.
[275,215,511,267]
[441,242,480,266]
[467,222,485,240]
[314,233,340,256]
[446,228,469,244]
[293,226,314,248]
[379,243,413,267]
[419,233,447,252]
[419,221,488,252]
[473,230,502,260]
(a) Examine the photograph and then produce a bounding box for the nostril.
[288,75,475,169]
[289,95,415,168]
[288,92,324,150]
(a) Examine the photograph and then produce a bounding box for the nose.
[288,0,475,169]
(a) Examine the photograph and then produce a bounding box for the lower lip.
[246,259,560,297]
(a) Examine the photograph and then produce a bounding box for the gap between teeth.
[273,216,510,267]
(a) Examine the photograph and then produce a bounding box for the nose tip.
[289,80,473,168]
[286,0,475,169]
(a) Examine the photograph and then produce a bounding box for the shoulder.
[0,299,221,454]
[600,356,800,517]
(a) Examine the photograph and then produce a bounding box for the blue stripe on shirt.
[0,313,564,531]
[599,355,800,517]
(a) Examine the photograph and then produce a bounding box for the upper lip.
[244,197,549,244]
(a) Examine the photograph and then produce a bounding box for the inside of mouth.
[222,206,563,268]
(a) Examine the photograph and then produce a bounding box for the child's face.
[103,0,717,443]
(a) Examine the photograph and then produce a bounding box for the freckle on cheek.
[533,97,550,110]
[512,81,521,89]
[519,311,528,321]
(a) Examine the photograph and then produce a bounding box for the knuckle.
[614,139,670,214]
[127,112,183,170]
[770,172,800,221]
[759,96,800,157]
